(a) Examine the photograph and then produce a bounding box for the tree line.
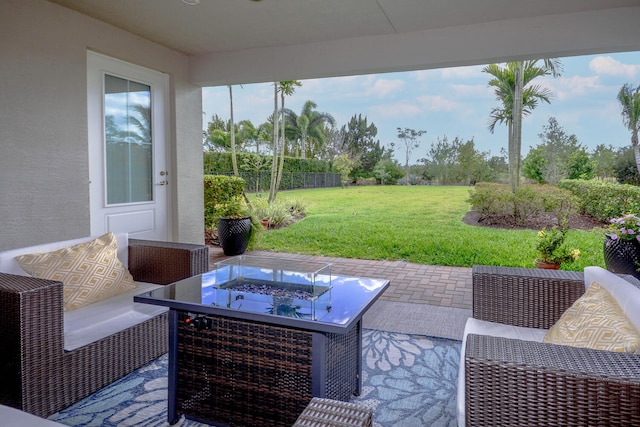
[204,98,398,185]
[416,116,639,186]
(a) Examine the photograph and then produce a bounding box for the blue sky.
[202,51,640,164]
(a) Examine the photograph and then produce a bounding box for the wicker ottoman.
[292,398,373,427]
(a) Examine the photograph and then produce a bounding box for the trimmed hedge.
[558,179,640,222]
[468,182,576,226]
[204,151,335,174]
[204,175,246,228]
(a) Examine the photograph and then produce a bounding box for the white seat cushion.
[456,318,547,427]
[64,282,167,351]
[1,404,65,427]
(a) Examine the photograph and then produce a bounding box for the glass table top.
[135,258,389,333]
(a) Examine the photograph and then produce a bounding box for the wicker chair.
[0,239,209,418]
[464,265,640,426]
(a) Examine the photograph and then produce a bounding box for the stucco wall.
[0,0,204,249]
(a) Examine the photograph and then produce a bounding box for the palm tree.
[237,119,259,152]
[129,104,151,146]
[284,100,335,158]
[257,121,274,154]
[268,80,301,203]
[617,83,640,175]
[484,59,562,191]
[205,128,231,151]
[275,81,301,193]
[203,114,232,152]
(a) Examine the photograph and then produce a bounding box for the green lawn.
[251,186,606,271]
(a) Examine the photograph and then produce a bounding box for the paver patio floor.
[209,247,472,310]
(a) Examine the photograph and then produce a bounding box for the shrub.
[287,197,307,216]
[249,198,270,221]
[535,220,580,265]
[614,147,640,185]
[468,182,575,226]
[559,179,640,222]
[397,174,424,186]
[248,197,308,227]
[356,177,377,186]
[264,202,291,227]
[204,175,246,228]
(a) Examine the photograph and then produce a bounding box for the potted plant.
[217,199,253,256]
[604,214,640,279]
[535,222,580,269]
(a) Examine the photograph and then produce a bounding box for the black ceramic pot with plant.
[216,199,254,256]
[218,216,252,256]
[604,237,640,279]
[604,214,640,280]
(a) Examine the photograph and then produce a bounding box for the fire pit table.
[134,255,389,427]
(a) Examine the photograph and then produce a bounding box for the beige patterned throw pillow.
[15,232,137,311]
[543,281,640,353]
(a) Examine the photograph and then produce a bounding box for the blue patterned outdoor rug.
[49,330,460,427]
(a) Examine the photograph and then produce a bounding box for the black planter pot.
[603,237,640,279]
[218,216,252,256]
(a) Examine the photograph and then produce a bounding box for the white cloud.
[417,95,459,112]
[370,102,422,118]
[238,93,272,112]
[545,75,603,101]
[298,75,386,101]
[451,84,493,98]
[366,78,405,98]
[411,69,438,81]
[589,56,640,78]
[303,75,361,92]
[441,65,485,79]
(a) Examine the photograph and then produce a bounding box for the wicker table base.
[293,398,373,427]
[171,311,361,427]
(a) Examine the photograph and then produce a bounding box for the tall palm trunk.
[617,84,640,176]
[228,85,238,176]
[634,129,640,175]
[510,62,523,193]
[275,89,286,193]
[300,126,307,159]
[268,84,279,203]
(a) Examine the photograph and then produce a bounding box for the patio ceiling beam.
[190,7,640,87]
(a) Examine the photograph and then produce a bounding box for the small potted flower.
[606,214,640,243]
[535,222,580,269]
[604,214,640,278]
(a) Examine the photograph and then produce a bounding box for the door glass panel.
[104,74,152,205]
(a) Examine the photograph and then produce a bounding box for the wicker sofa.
[0,234,209,418]
[458,265,640,427]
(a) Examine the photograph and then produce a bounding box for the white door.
[87,52,170,240]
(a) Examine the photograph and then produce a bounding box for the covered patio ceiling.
[49,0,640,86]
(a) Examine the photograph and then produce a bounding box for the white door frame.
[87,51,171,240]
